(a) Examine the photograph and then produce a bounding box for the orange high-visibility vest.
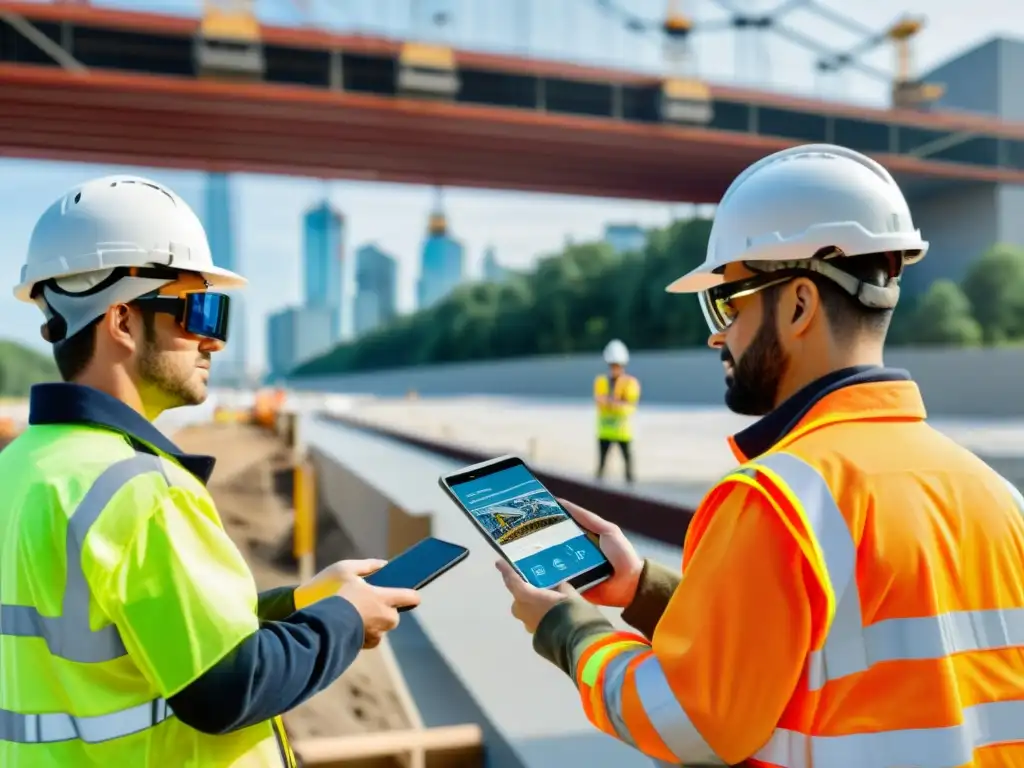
[574,381,1024,766]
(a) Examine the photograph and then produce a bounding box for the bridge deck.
[3,2,1024,196]
[304,415,679,768]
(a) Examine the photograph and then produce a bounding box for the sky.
[1,0,1021,373]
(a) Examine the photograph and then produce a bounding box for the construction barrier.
[252,388,286,429]
[292,461,317,583]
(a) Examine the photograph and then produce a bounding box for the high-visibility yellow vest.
[0,423,296,767]
[594,374,641,441]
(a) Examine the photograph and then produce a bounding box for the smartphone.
[439,455,613,591]
[365,537,469,610]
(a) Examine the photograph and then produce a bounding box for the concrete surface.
[337,396,1024,505]
[304,415,672,768]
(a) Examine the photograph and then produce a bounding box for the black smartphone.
[439,455,614,592]
[364,537,470,610]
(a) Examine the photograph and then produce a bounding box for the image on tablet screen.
[449,464,607,588]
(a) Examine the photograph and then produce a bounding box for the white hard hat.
[16,175,247,341]
[665,144,928,295]
[603,339,629,365]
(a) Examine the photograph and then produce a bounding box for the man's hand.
[294,559,420,648]
[559,499,644,608]
[294,558,385,610]
[338,577,420,649]
[495,560,574,634]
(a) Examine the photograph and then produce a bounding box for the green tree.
[0,340,59,396]
[903,280,983,346]
[290,217,718,376]
[961,244,1024,344]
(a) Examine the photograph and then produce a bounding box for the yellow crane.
[812,8,945,110]
[887,15,945,108]
[660,0,713,125]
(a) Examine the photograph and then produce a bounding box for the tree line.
[0,340,60,397]
[292,217,1024,377]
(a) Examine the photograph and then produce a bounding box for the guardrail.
[317,411,698,546]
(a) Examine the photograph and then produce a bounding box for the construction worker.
[594,339,641,483]
[0,176,420,767]
[496,144,1024,765]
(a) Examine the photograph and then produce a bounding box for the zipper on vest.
[271,717,298,768]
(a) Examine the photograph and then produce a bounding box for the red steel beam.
[4,0,1024,139]
[2,64,1024,201]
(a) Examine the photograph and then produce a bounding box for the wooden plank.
[294,724,484,765]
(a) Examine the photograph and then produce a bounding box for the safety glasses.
[134,291,231,342]
[699,273,796,334]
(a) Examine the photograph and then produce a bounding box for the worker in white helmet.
[0,176,418,767]
[594,338,641,483]
[498,144,1024,766]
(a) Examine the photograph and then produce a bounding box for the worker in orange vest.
[495,144,1024,766]
[594,339,641,484]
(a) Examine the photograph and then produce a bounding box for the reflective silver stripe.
[624,655,724,765]
[754,698,1024,768]
[747,454,1024,691]
[599,646,645,749]
[0,697,174,744]
[744,453,862,691]
[0,453,167,663]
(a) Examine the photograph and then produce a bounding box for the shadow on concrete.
[389,613,525,768]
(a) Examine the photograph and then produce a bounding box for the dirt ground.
[173,421,411,742]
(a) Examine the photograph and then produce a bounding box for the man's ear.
[786,278,820,339]
[104,304,137,353]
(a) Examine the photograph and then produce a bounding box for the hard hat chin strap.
[744,254,902,311]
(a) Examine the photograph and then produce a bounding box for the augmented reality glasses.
[134,291,231,342]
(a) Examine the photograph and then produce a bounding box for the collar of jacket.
[728,365,923,463]
[28,382,216,484]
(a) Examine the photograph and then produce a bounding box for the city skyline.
[262,186,584,377]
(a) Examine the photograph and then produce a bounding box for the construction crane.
[590,1,734,126]
[593,0,943,110]
[663,0,695,75]
[816,13,945,109]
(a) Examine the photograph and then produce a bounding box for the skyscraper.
[354,243,398,337]
[203,172,247,387]
[266,305,336,380]
[481,245,507,283]
[417,188,464,310]
[302,201,345,340]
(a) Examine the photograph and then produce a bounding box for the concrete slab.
[343,396,1024,500]
[304,415,676,768]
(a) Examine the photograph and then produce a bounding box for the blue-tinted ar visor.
[135,291,231,342]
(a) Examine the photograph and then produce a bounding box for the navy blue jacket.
[29,383,364,735]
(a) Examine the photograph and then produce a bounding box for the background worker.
[496,144,1024,766]
[594,339,641,484]
[0,176,420,767]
